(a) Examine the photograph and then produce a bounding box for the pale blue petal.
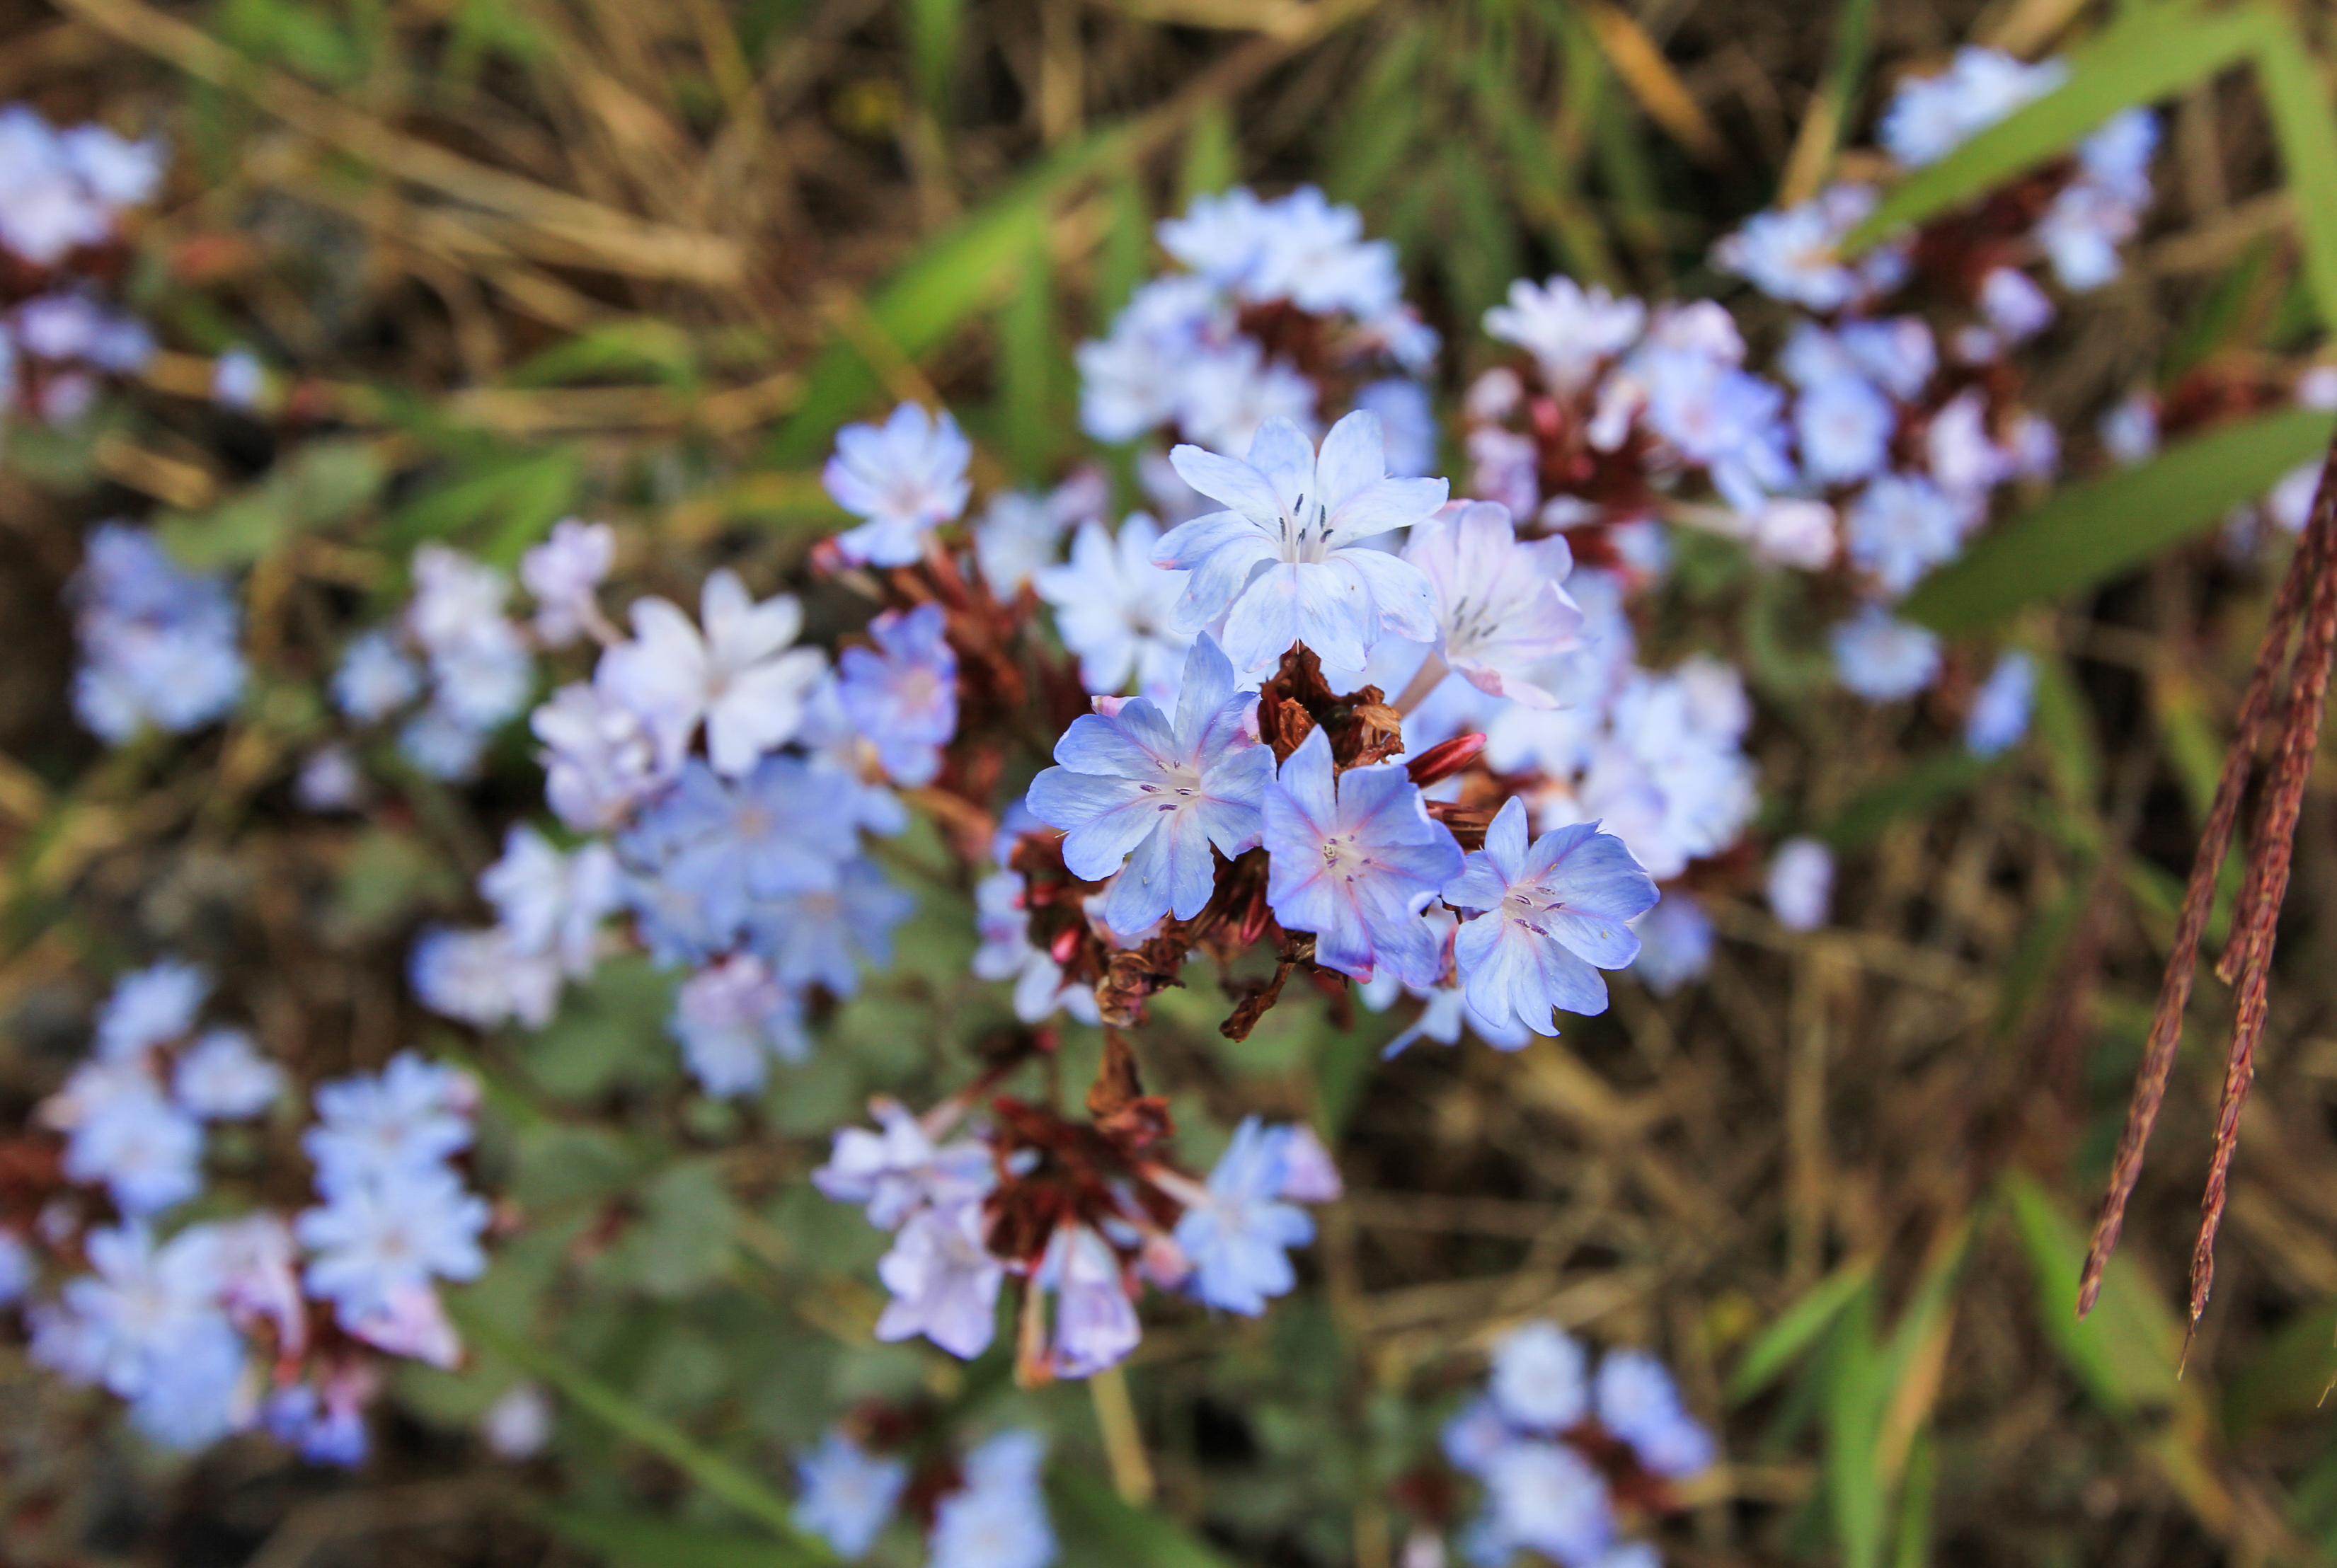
[1174,634,1239,750]
[1271,727,1338,834]
[1335,546,1440,642]
[1102,819,1176,933]
[1153,509,1271,570]
[1483,797,1530,882]
[1051,707,1178,777]
[1326,476,1450,543]
[1169,446,1287,522]
[1244,418,1317,514]
[1545,909,1642,969]
[1313,410,1387,512]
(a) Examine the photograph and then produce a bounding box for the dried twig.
[2079,427,2337,1319]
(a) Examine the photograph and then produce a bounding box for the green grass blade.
[1000,212,1058,481]
[2251,15,2337,330]
[908,0,962,125]
[1180,98,1237,204]
[1842,5,2273,255]
[1729,1255,1877,1402]
[1047,1470,1236,1568]
[448,1298,832,1556]
[1096,164,1149,325]
[2002,1172,2183,1420]
[1900,407,2337,633]
[768,124,1135,465]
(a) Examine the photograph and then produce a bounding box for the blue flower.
[929,1431,1057,1568]
[333,629,423,722]
[748,855,917,997]
[823,403,973,567]
[1171,1118,1317,1315]
[621,757,847,960]
[838,603,959,786]
[69,524,246,744]
[1263,727,1462,986]
[1444,800,1657,1032]
[1026,635,1270,937]
[670,955,806,1098]
[1767,836,1834,933]
[1595,1348,1716,1480]
[796,1428,909,1560]
[1152,410,1447,674]
[1795,373,1896,486]
[1831,605,1942,701]
[1966,651,2037,757]
[1631,891,1714,998]
[1846,472,1964,596]
[1490,1320,1590,1430]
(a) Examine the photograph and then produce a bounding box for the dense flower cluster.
[333,541,544,780]
[1079,185,1439,472]
[1431,1321,1713,1567]
[2,966,490,1461]
[796,1424,1057,1568]
[0,104,160,428]
[70,522,247,743]
[816,1075,1339,1380]
[395,514,926,1097]
[1704,47,2157,717]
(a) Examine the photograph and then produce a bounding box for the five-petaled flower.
[1443,797,1658,1031]
[1153,410,1447,674]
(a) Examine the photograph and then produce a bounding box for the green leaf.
[522,954,678,1100]
[767,123,1137,464]
[448,1299,829,1555]
[1900,407,2337,633]
[1842,4,2273,255]
[159,439,388,570]
[1048,1470,1236,1568]
[1096,167,1150,324]
[1820,1287,1886,1568]
[2251,13,2337,330]
[1729,1255,1876,1402]
[602,1159,738,1298]
[2002,1172,2183,1420]
[534,1504,802,1568]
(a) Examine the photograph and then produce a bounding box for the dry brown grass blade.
[2077,430,2337,1318]
[2190,447,2337,1323]
[52,0,747,284]
[1580,2,1728,166]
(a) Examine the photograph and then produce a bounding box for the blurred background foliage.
[11,0,2337,1564]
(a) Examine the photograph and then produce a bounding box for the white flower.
[1154,410,1447,674]
[1484,276,1646,395]
[1403,501,1584,708]
[478,824,623,978]
[297,1163,490,1320]
[824,403,974,566]
[520,519,615,645]
[597,568,827,778]
[171,1029,284,1119]
[1035,513,1193,702]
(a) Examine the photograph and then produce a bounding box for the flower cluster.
[71,523,246,744]
[0,104,161,427]
[1079,185,1439,471]
[398,512,932,1099]
[1706,46,2158,722]
[333,541,544,781]
[4,964,490,1463]
[1431,1321,1713,1567]
[816,1073,1339,1380]
[796,1424,1057,1568]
